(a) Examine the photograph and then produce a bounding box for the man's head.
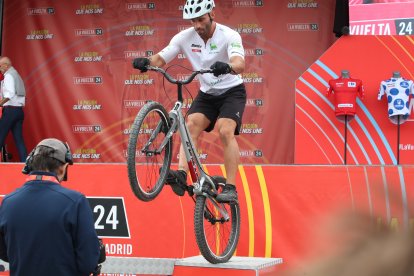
[0,57,11,74]
[183,0,216,40]
[25,138,74,181]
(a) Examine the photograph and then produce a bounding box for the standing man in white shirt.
[0,56,27,161]
[133,0,246,203]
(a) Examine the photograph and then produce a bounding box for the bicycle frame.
[174,100,233,222]
[147,66,228,207]
[170,100,214,194]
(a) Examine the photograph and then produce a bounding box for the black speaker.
[333,0,349,37]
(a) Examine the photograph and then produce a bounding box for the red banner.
[295,35,414,164]
[349,1,414,35]
[1,163,413,268]
[1,0,336,164]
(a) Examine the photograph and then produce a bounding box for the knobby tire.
[194,176,241,263]
[127,101,172,201]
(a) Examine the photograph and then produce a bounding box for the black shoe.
[165,170,187,196]
[216,184,238,203]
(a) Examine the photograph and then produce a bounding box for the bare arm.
[0,98,9,107]
[229,56,245,75]
[149,54,166,68]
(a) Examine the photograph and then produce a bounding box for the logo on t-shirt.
[394,99,405,110]
[338,103,353,108]
[191,43,202,53]
[348,81,357,87]
[231,42,242,48]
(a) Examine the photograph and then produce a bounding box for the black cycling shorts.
[188,83,246,135]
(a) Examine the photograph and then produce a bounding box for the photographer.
[0,138,104,275]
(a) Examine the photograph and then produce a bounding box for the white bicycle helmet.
[183,0,215,19]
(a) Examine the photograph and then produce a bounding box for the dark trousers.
[0,107,27,161]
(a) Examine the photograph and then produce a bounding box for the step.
[100,256,283,275]
[101,257,176,275]
[174,256,283,276]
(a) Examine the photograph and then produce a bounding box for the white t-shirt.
[159,23,244,95]
[378,77,414,124]
[1,67,26,107]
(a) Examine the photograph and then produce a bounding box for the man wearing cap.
[133,0,246,203]
[0,56,27,161]
[0,138,102,275]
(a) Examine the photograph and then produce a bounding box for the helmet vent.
[182,0,215,19]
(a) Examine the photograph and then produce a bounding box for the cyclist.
[133,0,246,203]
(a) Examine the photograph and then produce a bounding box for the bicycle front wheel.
[194,195,241,264]
[127,101,172,202]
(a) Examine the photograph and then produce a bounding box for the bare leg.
[178,113,210,171]
[216,118,239,185]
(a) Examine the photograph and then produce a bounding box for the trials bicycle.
[127,65,241,264]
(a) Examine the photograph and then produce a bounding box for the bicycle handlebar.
[145,66,213,85]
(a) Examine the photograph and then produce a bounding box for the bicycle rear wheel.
[127,101,172,201]
[194,189,241,263]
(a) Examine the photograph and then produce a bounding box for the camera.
[92,239,106,276]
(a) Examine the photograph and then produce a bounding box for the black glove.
[210,61,232,77]
[132,58,150,72]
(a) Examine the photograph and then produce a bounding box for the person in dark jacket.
[0,138,101,275]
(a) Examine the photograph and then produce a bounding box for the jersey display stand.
[326,70,364,164]
[378,71,414,165]
[343,114,348,164]
[397,115,401,164]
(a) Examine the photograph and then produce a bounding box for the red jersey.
[327,77,364,117]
